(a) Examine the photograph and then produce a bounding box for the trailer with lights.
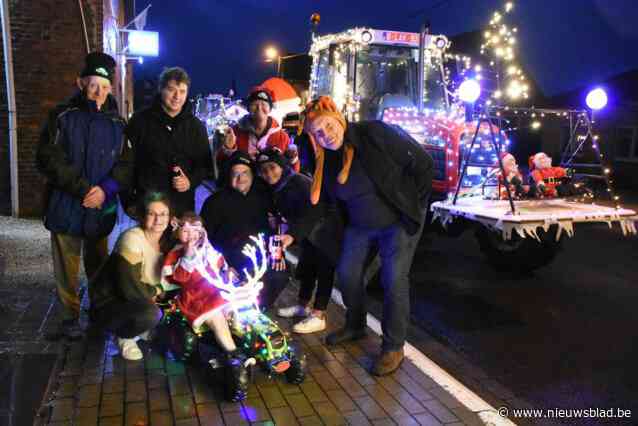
[306,20,637,271]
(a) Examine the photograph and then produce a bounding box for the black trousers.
[295,240,335,311]
[93,299,162,339]
[258,269,290,311]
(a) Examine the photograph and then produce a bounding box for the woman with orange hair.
[303,96,433,376]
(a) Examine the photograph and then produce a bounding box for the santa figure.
[529,152,567,197]
[497,152,528,199]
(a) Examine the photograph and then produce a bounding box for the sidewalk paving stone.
[37,284,491,425]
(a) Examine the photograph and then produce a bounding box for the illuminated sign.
[127,30,159,57]
[375,30,420,46]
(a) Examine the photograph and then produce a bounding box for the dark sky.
[133,0,638,97]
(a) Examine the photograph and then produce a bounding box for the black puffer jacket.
[36,92,130,238]
[124,96,212,215]
[319,120,434,236]
[200,184,274,268]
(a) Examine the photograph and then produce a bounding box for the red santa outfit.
[497,152,525,199]
[529,152,567,197]
[162,240,230,328]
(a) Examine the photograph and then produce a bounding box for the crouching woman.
[90,192,170,360]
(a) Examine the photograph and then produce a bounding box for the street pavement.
[400,198,638,425]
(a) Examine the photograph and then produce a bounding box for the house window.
[615,127,637,161]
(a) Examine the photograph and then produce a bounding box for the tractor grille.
[425,148,446,181]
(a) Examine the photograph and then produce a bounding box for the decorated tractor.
[306,19,637,271]
[157,234,305,402]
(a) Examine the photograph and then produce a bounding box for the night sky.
[134,0,638,98]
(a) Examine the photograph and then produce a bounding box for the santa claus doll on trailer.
[528,152,568,197]
[497,152,528,199]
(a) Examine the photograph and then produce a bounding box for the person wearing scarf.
[304,96,434,376]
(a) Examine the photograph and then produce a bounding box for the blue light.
[586,88,607,110]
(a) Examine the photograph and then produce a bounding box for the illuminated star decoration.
[477,1,529,102]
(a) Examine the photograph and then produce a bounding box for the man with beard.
[123,67,212,216]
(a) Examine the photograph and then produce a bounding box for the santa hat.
[500,152,515,162]
[303,96,354,205]
[265,130,290,152]
[528,155,536,170]
[246,86,275,109]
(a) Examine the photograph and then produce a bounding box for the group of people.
[37,52,434,379]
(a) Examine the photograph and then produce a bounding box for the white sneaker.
[118,338,143,361]
[138,330,151,341]
[277,304,311,318]
[293,313,326,334]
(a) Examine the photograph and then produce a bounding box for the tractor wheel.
[474,224,563,273]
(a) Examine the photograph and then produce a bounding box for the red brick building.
[0,0,134,217]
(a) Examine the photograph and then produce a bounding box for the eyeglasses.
[231,170,252,179]
[146,212,169,219]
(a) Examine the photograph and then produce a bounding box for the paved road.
[405,218,638,423]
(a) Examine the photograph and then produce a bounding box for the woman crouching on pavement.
[256,147,338,334]
[90,192,171,360]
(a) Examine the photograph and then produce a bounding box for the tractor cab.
[309,28,450,121]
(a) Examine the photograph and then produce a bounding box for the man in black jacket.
[123,67,212,216]
[304,96,433,376]
[201,152,288,310]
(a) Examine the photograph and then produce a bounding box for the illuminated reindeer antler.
[241,233,268,290]
[197,234,268,316]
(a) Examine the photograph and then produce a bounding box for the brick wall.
[0,0,132,217]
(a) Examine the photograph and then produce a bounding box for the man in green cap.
[37,52,133,339]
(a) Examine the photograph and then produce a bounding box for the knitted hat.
[304,96,347,131]
[303,96,353,205]
[256,146,288,170]
[222,151,255,185]
[246,86,275,109]
[80,52,116,82]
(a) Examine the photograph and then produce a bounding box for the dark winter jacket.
[123,96,212,215]
[319,120,434,236]
[269,170,320,245]
[37,92,131,238]
[200,184,274,269]
[294,132,317,178]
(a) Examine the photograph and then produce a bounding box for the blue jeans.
[337,221,423,351]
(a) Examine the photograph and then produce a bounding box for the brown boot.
[372,348,404,376]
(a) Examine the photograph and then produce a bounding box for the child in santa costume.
[219,86,299,171]
[162,212,250,401]
[528,152,567,197]
[497,152,529,199]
